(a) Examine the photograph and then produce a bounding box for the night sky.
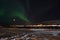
[0,0,29,25]
[0,0,60,25]
[29,0,60,23]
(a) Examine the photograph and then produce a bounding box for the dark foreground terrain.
[0,28,60,40]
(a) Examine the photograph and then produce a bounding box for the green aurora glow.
[0,0,30,24]
[12,10,30,23]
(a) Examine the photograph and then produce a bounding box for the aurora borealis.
[0,0,60,25]
[0,0,30,25]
